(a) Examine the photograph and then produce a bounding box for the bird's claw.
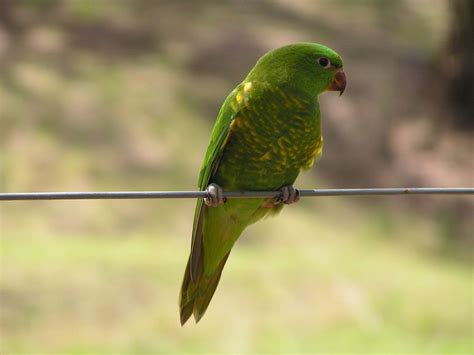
[274,185,300,205]
[204,183,226,207]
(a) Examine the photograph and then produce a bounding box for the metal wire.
[0,188,473,201]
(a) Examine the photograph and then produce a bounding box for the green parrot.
[179,42,346,325]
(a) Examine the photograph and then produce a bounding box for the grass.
[1,197,472,353]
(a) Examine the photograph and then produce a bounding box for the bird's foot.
[204,183,226,207]
[274,185,300,205]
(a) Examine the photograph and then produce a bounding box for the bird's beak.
[326,69,346,96]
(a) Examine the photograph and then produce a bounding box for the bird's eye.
[317,57,331,69]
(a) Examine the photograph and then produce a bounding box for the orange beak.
[327,70,346,96]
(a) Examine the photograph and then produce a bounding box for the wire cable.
[0,188,473,201]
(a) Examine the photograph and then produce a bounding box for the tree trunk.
[443,0,474,129]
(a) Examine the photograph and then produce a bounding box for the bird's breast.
[215,92,322,190]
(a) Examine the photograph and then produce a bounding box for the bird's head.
[247,42,346,98]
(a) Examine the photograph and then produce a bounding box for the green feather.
[180,42,344,324]
[188,85,243,282]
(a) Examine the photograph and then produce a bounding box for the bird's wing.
[189,83,245,281]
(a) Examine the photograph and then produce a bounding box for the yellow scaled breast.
[218,79,321,189]
[302,135,323,169]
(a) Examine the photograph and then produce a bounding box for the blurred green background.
[1,0,472,353]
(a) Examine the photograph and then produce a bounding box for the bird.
[179,42,346,325]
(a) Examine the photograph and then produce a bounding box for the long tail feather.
[179,252,231,325]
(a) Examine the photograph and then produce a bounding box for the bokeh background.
[1,0,472,353]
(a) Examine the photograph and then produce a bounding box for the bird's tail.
[179,252,230,325]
